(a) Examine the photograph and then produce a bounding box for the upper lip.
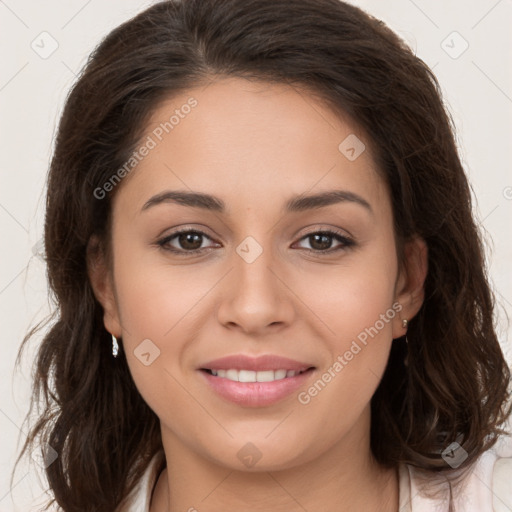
[199,355,315,372]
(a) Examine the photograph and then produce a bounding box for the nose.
[216,241,295,335]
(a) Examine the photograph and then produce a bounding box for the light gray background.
[1,0,511,510]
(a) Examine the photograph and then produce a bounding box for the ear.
[392,236,428,339]
[86,235,122,338]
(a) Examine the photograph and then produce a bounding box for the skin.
[88,76,428,512]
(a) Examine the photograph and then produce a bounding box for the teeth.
[208,368,306,382]
[274,369,287,380]
[255,370,275,382]
[226,369,238,381]
[239,370,256,382]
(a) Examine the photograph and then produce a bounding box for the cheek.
[110,241,212,397]
[313,270,395,340]
[112,242,213,341]
[292,242,398,405]
[295,242,398,350]
[289,287,398,457]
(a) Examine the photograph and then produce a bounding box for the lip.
[198,354,316,407]
[199,354,314,372]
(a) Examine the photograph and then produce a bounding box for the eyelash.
[156,227,356,256]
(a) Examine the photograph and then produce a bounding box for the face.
[90,77,426,472]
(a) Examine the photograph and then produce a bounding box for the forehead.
[113,77,389,217]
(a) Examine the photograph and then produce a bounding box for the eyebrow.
[141,189,372,214]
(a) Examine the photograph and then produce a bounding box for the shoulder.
[491,433,512,512]
[399,432,512,512]
[115,451,166,512]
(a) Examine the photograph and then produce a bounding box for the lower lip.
[199,369,315,407]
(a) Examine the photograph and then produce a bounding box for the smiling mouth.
[201,367,314,382]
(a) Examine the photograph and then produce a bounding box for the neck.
[150,408,399,512]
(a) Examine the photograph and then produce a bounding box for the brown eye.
[308,233,334,250]
[177,232,204,250]
[295,230,355,253]
[158,229,218,254]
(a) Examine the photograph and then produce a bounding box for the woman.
[15,0,512,510]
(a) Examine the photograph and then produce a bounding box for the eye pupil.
[179,232,203,250]
[310,233,332,250]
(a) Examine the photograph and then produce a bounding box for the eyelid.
[297,224,354,239]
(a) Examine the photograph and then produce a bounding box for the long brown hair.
[15,0,511,510]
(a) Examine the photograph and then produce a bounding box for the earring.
[112,335,119,358]
[402,318,409,345]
